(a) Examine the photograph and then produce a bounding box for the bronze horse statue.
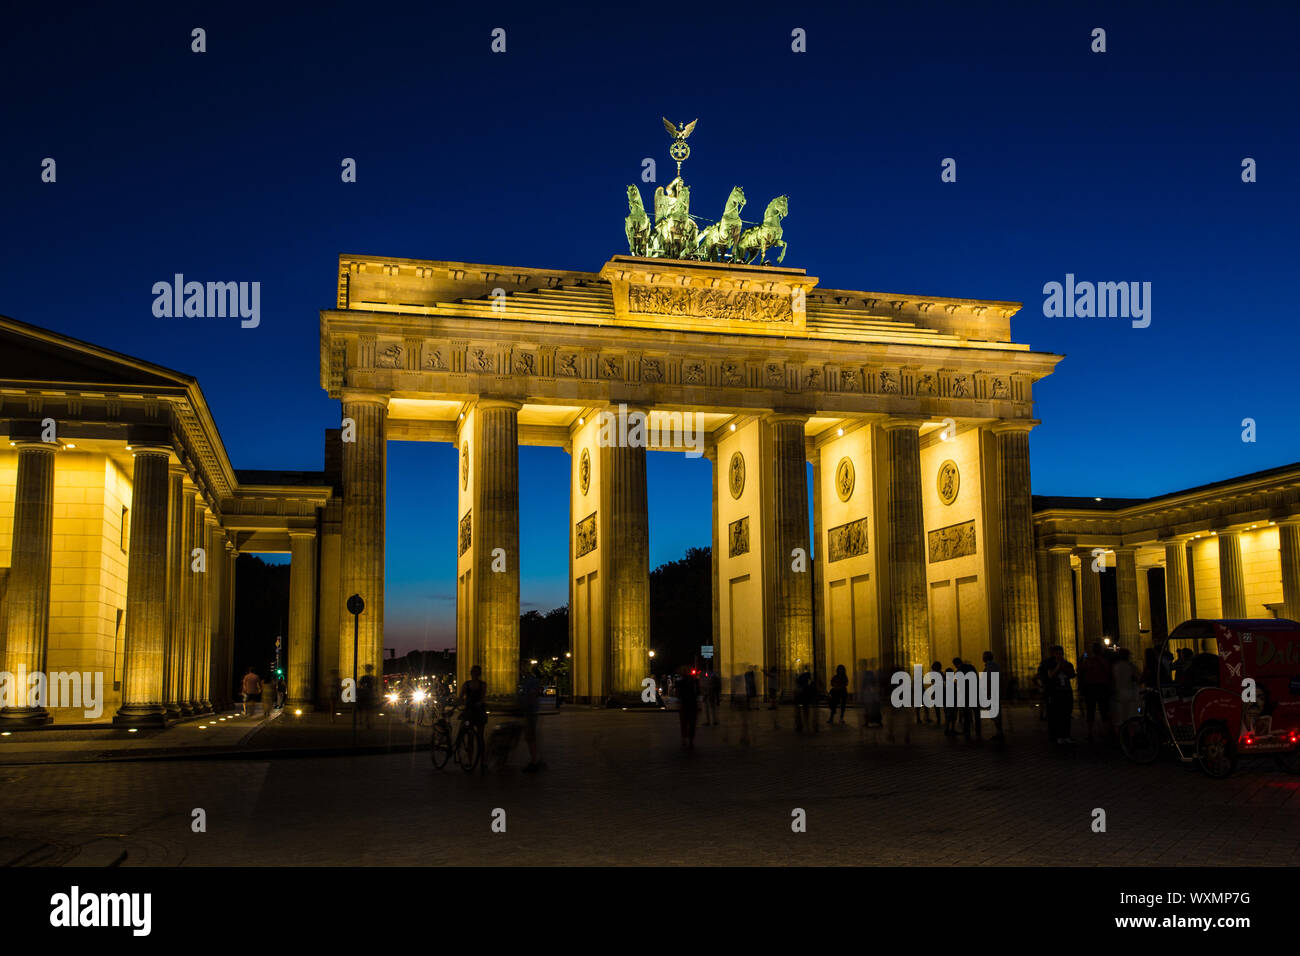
[696,186,746,261]
[625,185,651,257]
[735,195,789,265]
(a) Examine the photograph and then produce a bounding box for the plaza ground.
[0,704,1297,866]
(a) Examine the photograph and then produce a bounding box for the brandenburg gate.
[320,264,1060,702]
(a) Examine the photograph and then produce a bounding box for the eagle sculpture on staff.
[663,116,698,143]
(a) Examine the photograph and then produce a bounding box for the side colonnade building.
[0,317,330,725]
[1033,462,1300,658]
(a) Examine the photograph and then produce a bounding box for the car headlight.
[413,690,427,704]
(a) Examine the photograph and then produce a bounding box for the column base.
[0,707,53,726]
[113,705,168,727]
[196,700,213,715]
[179,702,197,716]
[163,703,183,720]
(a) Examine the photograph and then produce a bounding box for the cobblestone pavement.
[1,705,1297,866]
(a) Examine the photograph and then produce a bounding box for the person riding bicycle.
[459,664,488,731]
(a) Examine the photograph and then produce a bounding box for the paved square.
[1,705,1297,866]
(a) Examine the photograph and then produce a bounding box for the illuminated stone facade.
[321,254,1061,698]
[0,317,330,725]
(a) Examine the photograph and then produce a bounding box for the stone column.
[1115,547,1140,647]
[224,542,237,708]
[163,467,186,719]
[188,500,207,713]
[288,531,318,708]
[178,488,197,714]
[472,399,520,700]
[1077,548,1104,650]
[0,442,56,725]
[198,513,217,713]
[1034,549,1053,657]
[1279,521,1300,623]
[767,414,813,690]
[1047,548,1078,660]
[708,447,720,680]
[601,406,650,698]
[880,419,929,671]
[993,424,1042,689]
[114,446,172,725]
[1136,565,1152,641]
[1164,538,1192,634]
[339,393,387,681]
[209,529,226,711]
[1218,531,1247,619]
[810,454,826,690]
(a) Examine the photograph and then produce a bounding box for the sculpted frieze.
[928,520,976,563]
[627,284,794,324]
[828,516,868,563]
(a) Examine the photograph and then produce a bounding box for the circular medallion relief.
[835,457,855,502]
[579,448,591,495]
[937,459,960,505]
[460,442,469,490]
[728,452,746,499]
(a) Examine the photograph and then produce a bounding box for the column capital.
[989,419,1039,435]
[127,442,172,458]
[288,529,317,540]
[339,389,390,409]
[473,397,522,412]
[766,410,810,426]
[7,439,57,452]
[879,416,927,432]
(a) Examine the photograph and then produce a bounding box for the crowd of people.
[652,640,1179,751]
[1035,641,1142,745]
[663,651,1012,748]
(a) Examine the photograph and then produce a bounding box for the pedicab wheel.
[1196,722,1238,778]
[1119,716,1160,764]
[1275,748,1300,774]
[431,721,452,770]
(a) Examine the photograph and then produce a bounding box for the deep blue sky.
[4,2,1298,652]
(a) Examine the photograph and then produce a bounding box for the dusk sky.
[4,2,1298,652]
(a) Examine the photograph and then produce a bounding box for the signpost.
[346,594,364,745]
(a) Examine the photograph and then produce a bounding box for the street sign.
[347,594,365,616]
[701,645,714,659]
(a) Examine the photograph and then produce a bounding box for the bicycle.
[431,704,486,774]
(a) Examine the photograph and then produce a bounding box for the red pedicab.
[1119,618,1300,778]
